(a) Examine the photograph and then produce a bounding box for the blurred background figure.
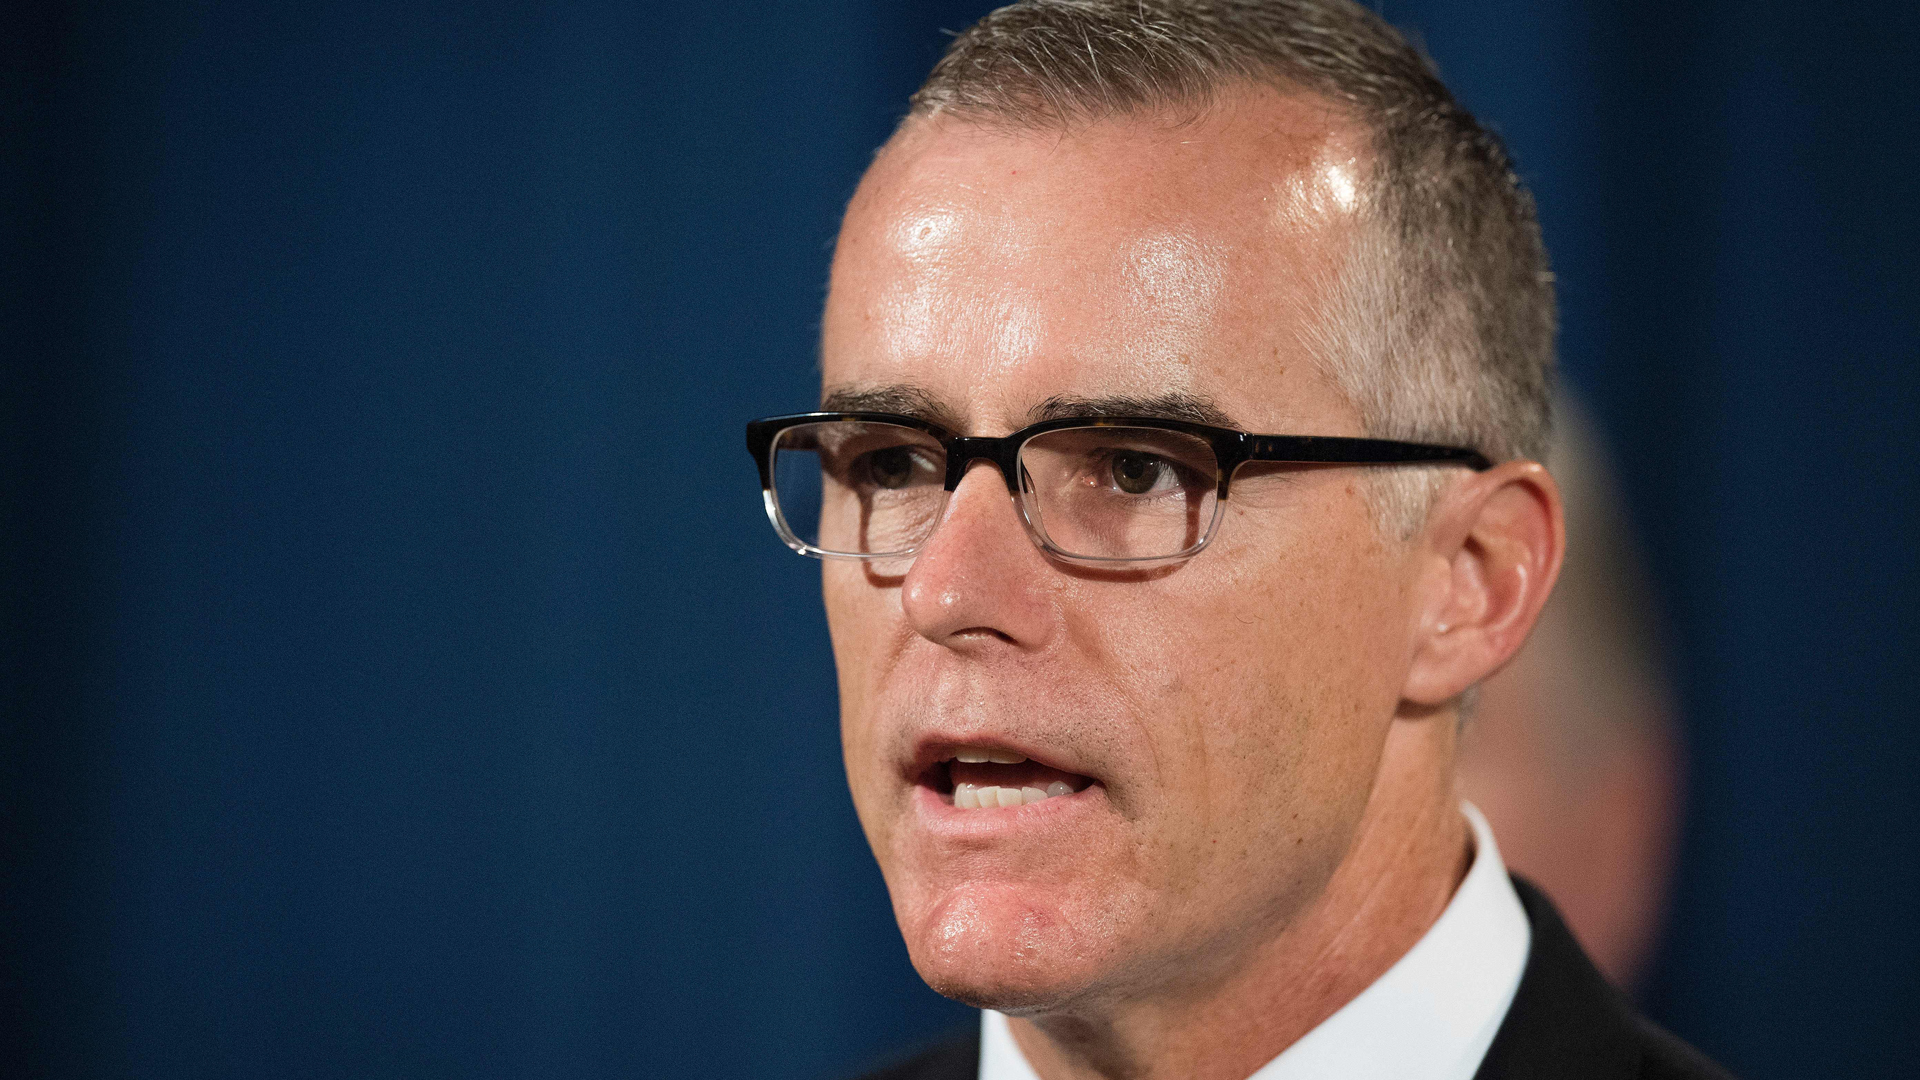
[1461,395,1681,992]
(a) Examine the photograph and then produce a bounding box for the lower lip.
[909,778,1102,837]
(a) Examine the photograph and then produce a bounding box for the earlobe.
[1403,462,1565,706]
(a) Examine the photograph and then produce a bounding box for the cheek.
[823,567,905,812]
[1200,496,1412,715]
[1087,517,1408,867]
[823,568,881,691]
[824,560,918,691]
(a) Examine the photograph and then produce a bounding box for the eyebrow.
[818,385,1240,432]
[820,384,964,430]
[1028,392,1238,429]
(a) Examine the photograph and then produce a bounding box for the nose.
[900,459,1055,650]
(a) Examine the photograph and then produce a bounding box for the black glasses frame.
[745,411,1493,564]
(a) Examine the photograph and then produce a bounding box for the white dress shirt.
[980,802,1530,1080]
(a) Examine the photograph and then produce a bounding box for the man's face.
[821,92,1429,1011]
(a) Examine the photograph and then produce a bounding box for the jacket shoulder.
[1477,877,1735,1080]
[1633,1015,1735,1080]
[850,1032,980,1080]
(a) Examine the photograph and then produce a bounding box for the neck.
[1009,714,1471,1080]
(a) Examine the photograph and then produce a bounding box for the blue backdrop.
[4,2,1914,1078]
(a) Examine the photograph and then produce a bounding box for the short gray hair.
[908,0,1556,532]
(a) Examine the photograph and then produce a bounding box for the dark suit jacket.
[854,877,1732,1080]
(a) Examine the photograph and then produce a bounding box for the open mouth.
[924,747,1096,810]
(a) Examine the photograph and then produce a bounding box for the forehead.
[822,88,1370,434]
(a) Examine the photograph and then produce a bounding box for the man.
[745,2,1730,1077]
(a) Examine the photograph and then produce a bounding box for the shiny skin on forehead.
[823,89,1370,434]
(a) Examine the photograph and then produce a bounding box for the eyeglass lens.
[769,421,1221,561]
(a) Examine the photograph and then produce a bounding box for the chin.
[896,880,1112,1011]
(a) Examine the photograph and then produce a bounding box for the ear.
[1403,460,1566,706]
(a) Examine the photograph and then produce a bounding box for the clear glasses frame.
[745,411,1494,568]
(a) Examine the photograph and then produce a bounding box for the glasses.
[745,412,1492,567]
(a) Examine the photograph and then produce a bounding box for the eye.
[1109,450,1175,495]
[868,446,913,489]
[861,445,934,490]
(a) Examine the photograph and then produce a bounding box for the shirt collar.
[979,802,1531,1080]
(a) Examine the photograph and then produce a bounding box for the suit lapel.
[1472,877,1642,1080]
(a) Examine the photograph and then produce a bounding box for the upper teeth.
[953,748,1027,764]
[954,781,1073,809]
